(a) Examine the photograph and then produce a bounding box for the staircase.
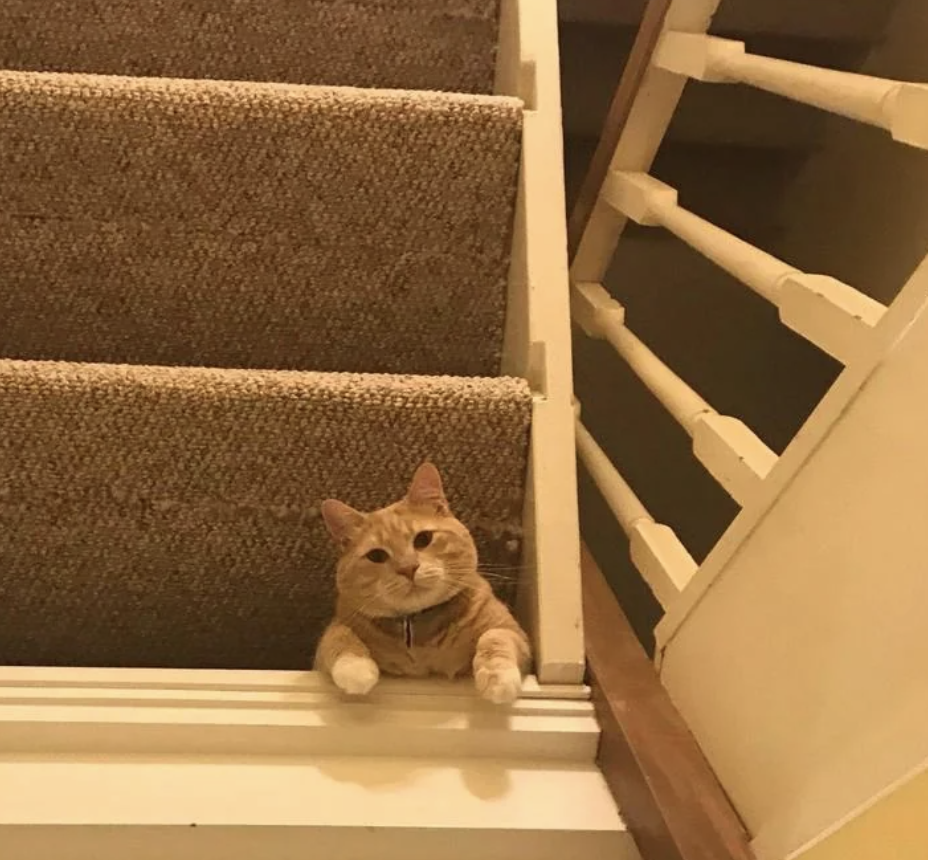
[559,0,905,650]
[0,0,529,670]
[567,0,928,857]
[0,2,626,858]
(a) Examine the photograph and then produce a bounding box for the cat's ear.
[406,462,449,514]
[321,499,366,546]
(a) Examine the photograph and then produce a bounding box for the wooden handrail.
[567,0,672,256]
[582,544,755,860]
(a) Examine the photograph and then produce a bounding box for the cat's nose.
[397,563,419,581]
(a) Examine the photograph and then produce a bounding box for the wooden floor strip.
[582,544,755,860]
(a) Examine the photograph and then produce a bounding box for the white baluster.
[602,172,888,364]
[574,412,697,608]
[572,282,777,506]
[655,32,928,150]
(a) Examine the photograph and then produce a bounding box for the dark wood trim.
[582,544,755,860]
[567,0,672,257]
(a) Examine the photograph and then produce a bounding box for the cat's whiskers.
[317,462,531,697]
[338,579,414,625]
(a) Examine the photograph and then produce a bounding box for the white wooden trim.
[574,414,649,532]
[571,281,777,505]
[691,413,777,507]
[0,666,588,698]
[660,261,928,856]
[655,32,928,150]
[597,304,712,433]
[604,171,888,364]
[778,274,887,366]
[0,668,595,761]
[572,282,710,431]
[570,0,723,284]
[0,670,633,860]
[0,757,634,860]
[497,0,585,684]
[498,0,571,402]
[655,248,928,652]
[520,396,585,683]
[604,171,786,303]
[575,417,697,607]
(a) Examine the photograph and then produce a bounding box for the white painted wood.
[778,274,887,365]
[628,521,698,606]
[601,170,680,228]
[654,249,928,652]
[656,32,928,150]
[571,281,776,501]
[0,667,589,699]
[774,0,928,311]
[589,297,713,433]
[0,670,625,857]
[691,413,777,507]
[497,0,585,684]
[0,669,597,762]
[659,253,928,859]
[575,416,696,607]
[520,396,585,683]
[604,171,785,303]
[604,171,888,363]
[891,84,928,152]
[570,0,723,284]
[497,0,571,401]
[0,757,638,860]
[571,280,626,339]
[574,416,649,533]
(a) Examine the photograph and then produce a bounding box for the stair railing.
[569,0,928,646]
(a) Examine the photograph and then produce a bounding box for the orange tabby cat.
[315,462,531,704]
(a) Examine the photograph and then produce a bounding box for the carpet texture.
[0,0,501,94]
[0,71,521,377]
[0,361,531,669]
[0,3,534,671]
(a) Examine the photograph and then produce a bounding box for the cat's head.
[321,462,478,617]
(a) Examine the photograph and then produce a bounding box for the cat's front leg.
[473,628,530,705]
[315,621,380,696]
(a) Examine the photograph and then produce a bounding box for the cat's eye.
[365,548,389,563]
[413,530,433,550]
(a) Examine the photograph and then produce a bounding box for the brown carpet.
[0,361,531,669]
[0,0,501,94]
[0,71,521,377]
[0,5,533,670]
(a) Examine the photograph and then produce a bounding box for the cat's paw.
[474,662,522,705]
[331,654,380,696]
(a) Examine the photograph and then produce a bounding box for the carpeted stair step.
[0,0,501,94]
[0,360,531,669]
[0,71,521,377]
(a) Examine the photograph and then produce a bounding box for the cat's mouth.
[381,574,453,614]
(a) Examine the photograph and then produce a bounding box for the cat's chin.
[385,582,458,616]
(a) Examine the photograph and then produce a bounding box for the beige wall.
[661,251,928,857]
[795,765,928,860]
[658,3,928,855]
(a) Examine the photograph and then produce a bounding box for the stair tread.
[0,0,501,94]
[0,361,531,669]
[0,70,522,377]
[0,756,635,859]
[0,756,623,829]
